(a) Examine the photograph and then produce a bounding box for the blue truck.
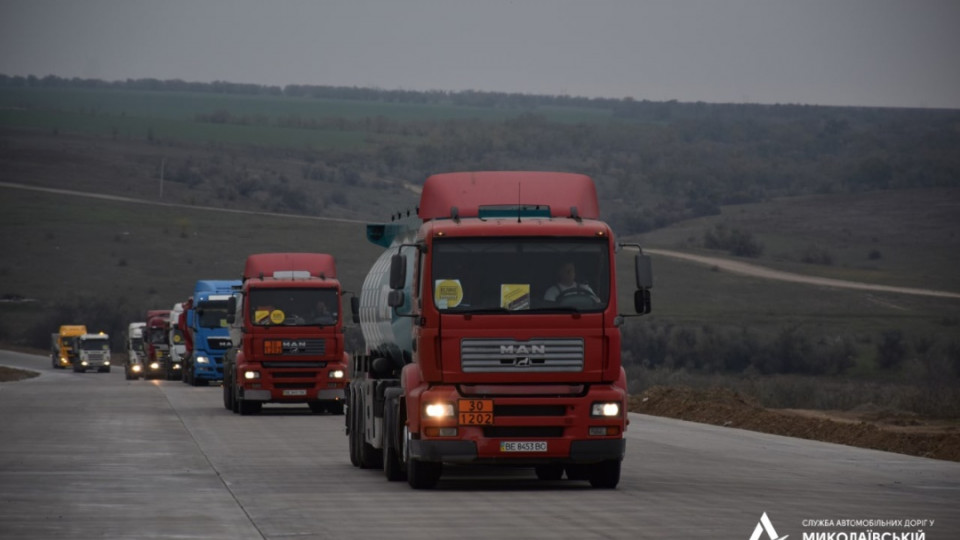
[183,279,241,386]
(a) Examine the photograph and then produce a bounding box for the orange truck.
[51,325,87,369]
[346,171,652,489]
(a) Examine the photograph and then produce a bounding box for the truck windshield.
[432,238,610,313]
[130,338,144,351]
[80,339,109,351]
[197,301,230,328]
[248,288,339,326]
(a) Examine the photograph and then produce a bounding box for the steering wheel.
[554,286,598,307]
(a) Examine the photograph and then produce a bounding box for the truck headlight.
[150,362,160,369]
[243,370,260,380]
[132,365,142,372]
[424,402,454,419]
[329,369,345,379]
[104,361,111,366]
[591,402,621,417]
[196,356,210,364]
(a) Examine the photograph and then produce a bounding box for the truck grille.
[460,338,584,373]
[207,337,233,350]
[483,427,565,438]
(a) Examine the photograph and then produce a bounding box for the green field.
[0,87,613,149]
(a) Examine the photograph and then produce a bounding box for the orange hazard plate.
[458,399,494,425]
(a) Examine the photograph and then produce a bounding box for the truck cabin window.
[81,339,109,351]
[432,238,610,313]
[197,301,230,328]
[248,288,339,326]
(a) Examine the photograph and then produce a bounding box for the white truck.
[75,333,111,373]
[125,323,146,380]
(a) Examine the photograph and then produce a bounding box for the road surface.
[1,350,957,539]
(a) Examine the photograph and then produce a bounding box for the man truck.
[347,171,652,489]
[51,324,87,369]
[183,280,241,386]
[223,253,349,415]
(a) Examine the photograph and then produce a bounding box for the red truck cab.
[223,253,349,415]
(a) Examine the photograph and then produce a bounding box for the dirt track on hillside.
[647,248,960,300]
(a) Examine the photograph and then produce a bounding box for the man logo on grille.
[514,357,531,367]
[749,513,788,540]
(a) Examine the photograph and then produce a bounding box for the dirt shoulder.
[0,366,39,382]
[629,386,960,462]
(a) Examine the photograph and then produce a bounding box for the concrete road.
[2,350,958,539]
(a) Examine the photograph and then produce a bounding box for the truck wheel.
[51,355,58,369]
[222,374,234,411]
[406,458,441,489]
[307,401,325,414]
[589,460,621,489]
[326,401,344,415]
[358,398,383,469]
[535,464,565,481]
[72,363,84,373]
[232,387,240,414]
[382,405,404,481]
[125,368,135,381]
[347,391,360,467]
[238,398,261,415]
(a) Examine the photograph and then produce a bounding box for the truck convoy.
[183,280,241,386]
[223,253,349,415]
[346,171,652,489]
[125,322,146,380]
[51,324,87,369]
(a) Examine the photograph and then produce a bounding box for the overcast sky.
[2,0,959,109]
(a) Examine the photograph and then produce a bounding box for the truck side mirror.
[387,290,405,308]
[635,254,653,290]
[389,254,406,290]
[350,296,360,324]
[634,289,651,315]
[225,297,237,324]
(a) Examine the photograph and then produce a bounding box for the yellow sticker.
[255,309,271,324]
[434,279,463,308]
[500,284,530,310]
[269,310,285,324]
[173,335,182,343]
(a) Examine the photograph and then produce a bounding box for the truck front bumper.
[240,386,346,403]
[409,438,625,465]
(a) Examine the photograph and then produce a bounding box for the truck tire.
[406,458,441,490]
[238,397,261,416]
[307,401,325,414]
[347,391,360,467]
[404,426,441,489]
[222,373,234,411]
[326,401,344,415]
[382,403,404,481]
[72,363,84,373]
[358,396,383,469]
[125,368,136,381]
[535,464,565,481]
[588,460,621,489]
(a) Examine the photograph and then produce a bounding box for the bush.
[703,224,764,257]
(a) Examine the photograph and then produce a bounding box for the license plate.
[458,399,494,425]
[282,389,307,396]
[500,441,548,453]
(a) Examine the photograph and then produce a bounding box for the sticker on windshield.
[500,284,530,311]
[269,309,286,324]
[255,309,271,324]
[435,279,463,308]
